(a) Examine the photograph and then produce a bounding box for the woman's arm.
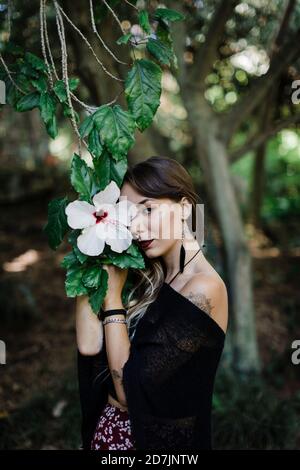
[75,264,131,406]
[101,265,131,408]
[103,305,131,408]
[76,295,103,355]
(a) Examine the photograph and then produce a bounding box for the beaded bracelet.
[98,308,127,322]
[103,317,127,326]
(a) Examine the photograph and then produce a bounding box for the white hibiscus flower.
[65,181,137,256]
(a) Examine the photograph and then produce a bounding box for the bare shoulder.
[181,272,228,334]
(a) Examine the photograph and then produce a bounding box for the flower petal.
[95,220,110,240]
[105,222,133,253]
[92,181,120,209]
[65,200,96,229]
[115,199,138,226]
[77,225,105,256]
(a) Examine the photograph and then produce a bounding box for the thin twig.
[123,0,138,11]
[89,0,128,65]
[0,53,26,94]
[40,0,54,87]
[43,1,60,81]
[102,0,139,61]
[43,2,122,114]
[102,0,125,34]
[55,1,124,82]
[54,0,83,155]
[43,2,97,113]
[6,0,12,40]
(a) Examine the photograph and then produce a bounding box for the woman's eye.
[143,207,152,214]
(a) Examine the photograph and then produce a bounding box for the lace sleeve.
[77,349,108,449]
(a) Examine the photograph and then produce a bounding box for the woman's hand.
[102,264,128,310]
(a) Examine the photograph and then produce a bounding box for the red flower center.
[93,210,108,224]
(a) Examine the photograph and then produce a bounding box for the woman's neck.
[162,238,204,280]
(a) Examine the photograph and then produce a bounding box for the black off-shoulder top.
[77,281,226,450]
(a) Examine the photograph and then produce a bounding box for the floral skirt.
[91,403,136,450]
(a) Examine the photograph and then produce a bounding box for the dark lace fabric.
[77,281,226,450]
[77,333,118,449]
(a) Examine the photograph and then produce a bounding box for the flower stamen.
[93,210,108,223]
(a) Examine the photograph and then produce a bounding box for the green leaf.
[79,114,94,139]
[31,76,48,93]
[92,148,128,189]
[138,10,151,34]
[154,8,186,22]
[88,126,103,158]
[65,265,89,297]
[70,153,98,202]
[110,253,145,269]
[93,149,111,189]
[62,103,80,123]
[110,254,145,269]
[60,251,79,269]
[156,20,177,69]
[25,52,48,73]
[18,58,40,79]
[125,59,162,132]
[16,92,40,112]
[43,197,69,250]
[68,231,88,264]
[126,242,144,259]
[40,92,57,138]
[116,33,132,45]
[6,83,23,107]
[40,92,56,123]
[93,105,136,160]
[53,78,79,103]
[107,246,145,269]
[88,269,109,314]
[15,74,31,93]
[109,158,128,187]
[45,113,58,139]
[0,70,23,106]
[82,265,103,289]
[147,37,173,66]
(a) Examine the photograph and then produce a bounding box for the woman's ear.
[180,197,192,220]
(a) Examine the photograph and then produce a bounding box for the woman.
[76,156,228,451]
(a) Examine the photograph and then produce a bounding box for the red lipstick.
[139,239,154,250]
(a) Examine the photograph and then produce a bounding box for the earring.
[179,205,186,273]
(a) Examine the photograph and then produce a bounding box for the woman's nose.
[129,213,147,240]
[129,216,141,239]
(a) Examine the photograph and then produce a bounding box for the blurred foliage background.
[0,0,300,449]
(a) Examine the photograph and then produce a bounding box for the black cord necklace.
[165,248,202,286]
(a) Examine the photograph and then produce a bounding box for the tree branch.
[229,113,300,163]
[270,0,296,52]
[191,0,238,83]
[219,29,300,143]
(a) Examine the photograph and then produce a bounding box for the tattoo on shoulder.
[185,291,213,317]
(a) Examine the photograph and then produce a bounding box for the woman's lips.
[139,239,154,250]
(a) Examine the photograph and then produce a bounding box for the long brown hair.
[122,156,201,340]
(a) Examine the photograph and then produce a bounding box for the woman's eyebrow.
[137,198,155,204]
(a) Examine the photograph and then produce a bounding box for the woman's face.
[119,183,188,258]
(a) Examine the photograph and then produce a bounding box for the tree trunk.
[181,91,261,375]
[250,142,267,228]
